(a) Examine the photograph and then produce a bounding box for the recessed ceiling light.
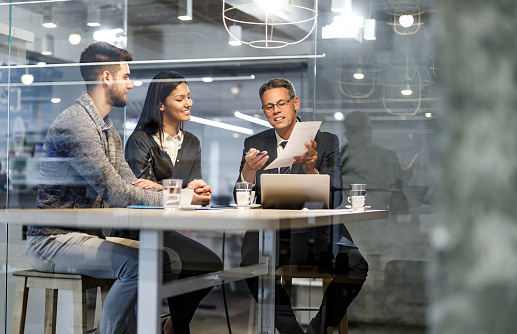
[68,34,81,45]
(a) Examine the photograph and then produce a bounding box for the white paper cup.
[180,188,194,206]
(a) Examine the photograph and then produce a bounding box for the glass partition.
[1,0,438,333]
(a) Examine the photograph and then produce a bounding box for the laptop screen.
[260,174,330,209]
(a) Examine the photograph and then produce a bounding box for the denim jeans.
[26,233,180,334]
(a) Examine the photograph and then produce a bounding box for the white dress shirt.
[153,131,184,166]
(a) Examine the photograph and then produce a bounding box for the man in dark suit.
[237,78,368,334]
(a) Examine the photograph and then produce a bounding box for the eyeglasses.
[263,96,293,112]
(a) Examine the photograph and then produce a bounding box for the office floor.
[190,288,428,334]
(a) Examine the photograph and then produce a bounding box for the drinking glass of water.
[163,179,182,209]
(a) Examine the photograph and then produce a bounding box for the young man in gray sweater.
[26,42,175,334]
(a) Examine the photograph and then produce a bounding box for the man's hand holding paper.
[293,139,319,174]
[265,121,321,171]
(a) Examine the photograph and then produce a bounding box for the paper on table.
[264,121,321,170]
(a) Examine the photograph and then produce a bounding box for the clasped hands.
[132,178,212,206]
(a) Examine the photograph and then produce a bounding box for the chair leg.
[283,277,293,297]
[72,280,88,334]
[339,312,348,334]
[94,284,111,329]
[44,289,58,334]
[11,276,29,334]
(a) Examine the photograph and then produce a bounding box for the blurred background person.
[340,111,415,213]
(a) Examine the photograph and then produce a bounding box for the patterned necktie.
[279,141,291,174]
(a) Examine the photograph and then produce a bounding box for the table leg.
[138,230,163,334]
[257,229,276,334]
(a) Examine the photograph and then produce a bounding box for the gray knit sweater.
[28,92,162,238]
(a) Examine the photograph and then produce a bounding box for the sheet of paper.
[265,121,321,170]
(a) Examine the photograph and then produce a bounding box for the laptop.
[260,174,330,209]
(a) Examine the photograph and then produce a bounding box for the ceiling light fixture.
[222,0,318,49]
[42,6,57,28]
[21,69,34,85]
[353,70,364,80]
[51,97,61,103]
[234,111,272,128]
[230,86,240,95]
[399,15,414,28]
[87,4,101,27]
[93,28,125,44]
[401,84,413,96]
[363,19,376,40]
[178,0,192,21]
[334,112,344,121]
[68,33,81,45]
[323,0,365,40]
[331,0,349,13]
[41,35,54,55]
[228,25,242,46]
[388,7,424,35]
[190,116,253,135]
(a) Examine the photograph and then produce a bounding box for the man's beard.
[109,86,127,108]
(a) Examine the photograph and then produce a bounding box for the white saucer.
[179,205,202,211]
[230,204,262,209]
[345,205,371,210]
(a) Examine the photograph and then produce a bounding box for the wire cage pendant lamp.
[222,0,318,49]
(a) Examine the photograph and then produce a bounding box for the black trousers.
[240,226,368,333]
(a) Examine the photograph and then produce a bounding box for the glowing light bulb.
[399,15,414,28]
[334,112,344,121]
[353,72,364,80]
[68,34,81,45]
[21,74,34,85]
[42,22,57,29]
[401,84,413,96]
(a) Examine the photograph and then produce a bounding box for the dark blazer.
[236,128,343,208]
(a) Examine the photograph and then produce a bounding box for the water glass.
[163,179,182,209]
[350,184,366,196]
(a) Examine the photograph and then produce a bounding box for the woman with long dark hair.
[126,71,211,204]
[117,71,222,334]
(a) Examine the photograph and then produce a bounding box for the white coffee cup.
[180,188,194,206]
[347,195,365,211]
[235,182,253,208]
